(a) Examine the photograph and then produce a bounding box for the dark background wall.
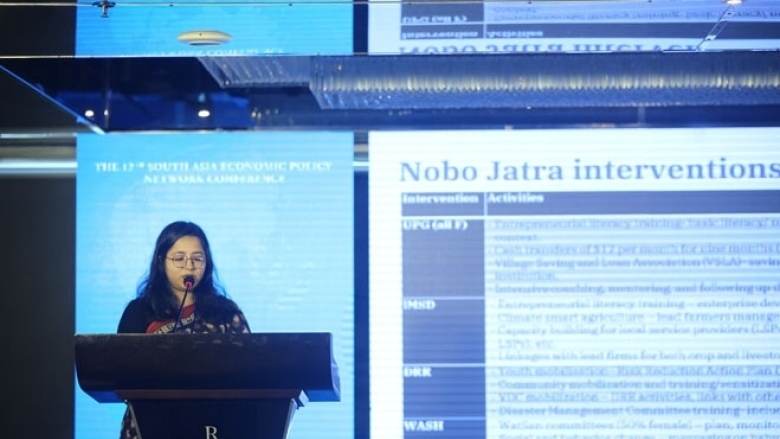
[2,177,75,439]
[1,171,369,439]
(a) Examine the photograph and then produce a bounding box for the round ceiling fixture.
[177,30,232,46]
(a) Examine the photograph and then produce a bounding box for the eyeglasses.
[166,254,206,269]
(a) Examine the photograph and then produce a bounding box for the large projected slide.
[369,0,780,54]
[76,0,351,56]
[76,132,354,439]
[369,128,780,439]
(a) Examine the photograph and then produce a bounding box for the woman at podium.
[116,220,250,439]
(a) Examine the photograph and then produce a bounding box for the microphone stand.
[172,277,194,333]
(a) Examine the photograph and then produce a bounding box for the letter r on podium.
[205,426,218,439]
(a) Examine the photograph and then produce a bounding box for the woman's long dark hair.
[137,221,240,323]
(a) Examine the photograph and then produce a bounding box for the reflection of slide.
[369,128,780,439]
[75,132,355,439]
[369,0,780,54]
[76,0,352,56]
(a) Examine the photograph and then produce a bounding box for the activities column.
[401,192,486,438]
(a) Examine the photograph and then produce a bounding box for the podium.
[74,332,340,439]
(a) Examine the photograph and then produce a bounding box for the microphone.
[172,275,195,332]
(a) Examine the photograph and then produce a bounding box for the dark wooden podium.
[74,332,340,439]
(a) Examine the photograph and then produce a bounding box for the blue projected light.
[76,0,352,56]
[75,131,354,439]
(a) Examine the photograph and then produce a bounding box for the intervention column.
[401,191,486,439]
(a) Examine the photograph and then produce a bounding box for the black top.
[117,297,250,334]
[117,299,154,334]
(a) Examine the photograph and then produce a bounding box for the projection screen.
[369,127,780,439]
